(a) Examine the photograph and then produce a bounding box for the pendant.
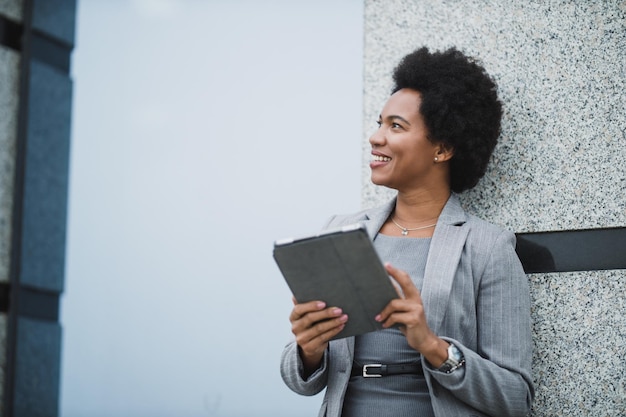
[401,229,409,236]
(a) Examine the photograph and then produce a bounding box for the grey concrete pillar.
[0,0,75,416]
[362,1,625,415]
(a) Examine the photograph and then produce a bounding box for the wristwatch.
[437,343,465,374]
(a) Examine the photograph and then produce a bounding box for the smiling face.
[369,88,450,193]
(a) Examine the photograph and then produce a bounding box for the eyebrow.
[379,114,411,126]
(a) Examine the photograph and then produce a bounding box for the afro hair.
[392,47,502,193]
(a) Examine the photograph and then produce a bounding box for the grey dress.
[341,234,435,417]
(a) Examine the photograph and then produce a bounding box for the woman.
[280,47,534,417]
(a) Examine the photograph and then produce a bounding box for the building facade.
[0,0,75,416]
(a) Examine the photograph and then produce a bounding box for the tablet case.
[273,223,398,340]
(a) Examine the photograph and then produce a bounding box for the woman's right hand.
[289,298,348,375]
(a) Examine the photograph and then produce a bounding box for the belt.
[351,362,424,378]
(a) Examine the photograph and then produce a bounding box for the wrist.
[420,336,450,369]
[299,346,324,378]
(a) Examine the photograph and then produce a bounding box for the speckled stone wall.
[362,1,626,415]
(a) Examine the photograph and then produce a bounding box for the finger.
[309,322,346,345]
[292,307,345,333]
[299,322,347,356]
[381,311,415,329]
[385,263,421,299]
[379,313,408,334]
[296,314,348,346]
[290,300,326,322]
[389,277,403,299]
[375,298,414,323]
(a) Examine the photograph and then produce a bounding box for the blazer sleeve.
[280,339,329,396]
[425,229,535,417]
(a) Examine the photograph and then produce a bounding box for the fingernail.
[374,314,381,322]
[339,314,348,323]
[317,302,326,309]
[332,308,342,315]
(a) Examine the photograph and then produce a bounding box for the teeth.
[373,155,391,162]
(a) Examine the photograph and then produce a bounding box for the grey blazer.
[280,194,534,417]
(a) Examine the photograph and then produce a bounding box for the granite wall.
[362,1,625,415]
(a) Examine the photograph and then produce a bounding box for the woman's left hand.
[376,263,443,357]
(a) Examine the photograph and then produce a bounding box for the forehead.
[382,88,422,119]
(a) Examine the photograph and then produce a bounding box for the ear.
[434,143,454,163]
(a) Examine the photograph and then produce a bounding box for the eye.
[391,122,403,129]
[376,120,382,127]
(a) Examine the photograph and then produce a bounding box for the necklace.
[390,217,437,236]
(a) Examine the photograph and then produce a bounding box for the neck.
[394,187,451,224]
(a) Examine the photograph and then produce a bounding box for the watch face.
[449,344,462,362]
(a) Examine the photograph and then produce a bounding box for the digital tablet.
[273,223,398,340]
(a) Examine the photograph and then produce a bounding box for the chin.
[370,177,395,190]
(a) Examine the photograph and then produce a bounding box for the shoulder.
[462,213,523,280]
[465,213,513,240]
[323,209,368,229]
[463,213,517,259]
[322,200,394,230]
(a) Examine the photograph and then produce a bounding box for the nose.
[369,126,385,147]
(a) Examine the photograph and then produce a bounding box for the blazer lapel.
[361,199,396,240]
[421,194,468,334]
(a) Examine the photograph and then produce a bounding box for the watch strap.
[437,343,465,374]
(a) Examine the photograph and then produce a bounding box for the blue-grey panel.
[31,0,76,46]
[14,317,61,417]
[20,60,71,292]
